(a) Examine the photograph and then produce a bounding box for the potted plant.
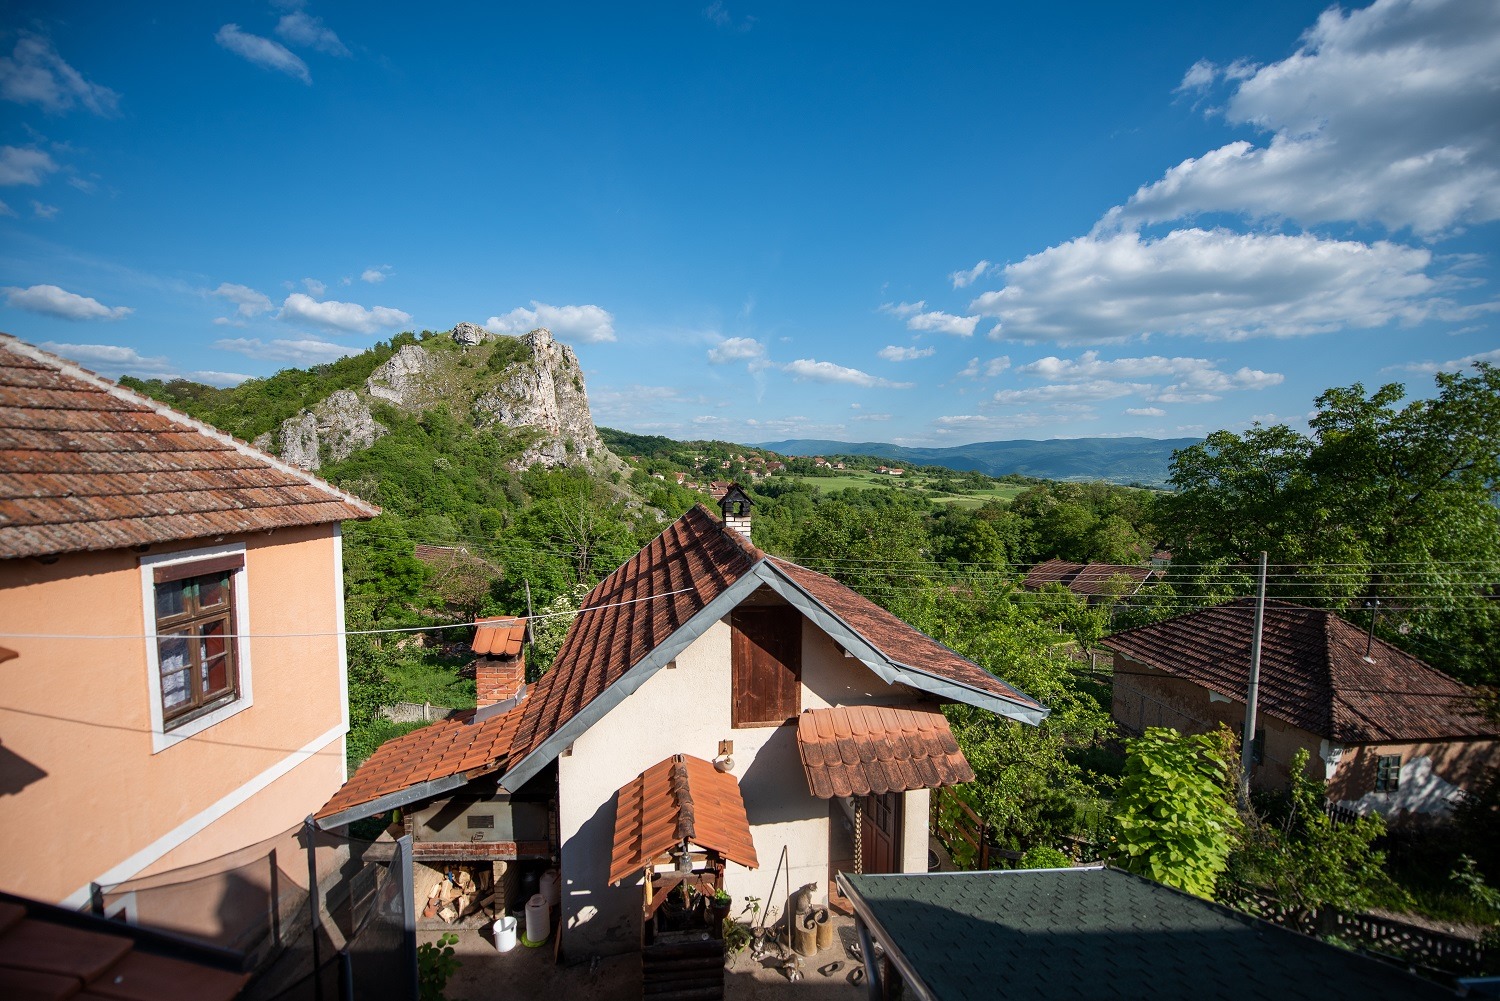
[710,888,732,935]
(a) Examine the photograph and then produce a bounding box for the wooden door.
[730,605,801,727]
[860,791,902,874]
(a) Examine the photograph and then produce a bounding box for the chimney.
[718,483,753,542]
[470,616,528,721]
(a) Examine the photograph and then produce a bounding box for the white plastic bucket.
[524,893,550,946]
[494,915,518,953]
[540,868,561,908]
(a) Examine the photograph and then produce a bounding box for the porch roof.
[795,705,973,799]
[608,754,758,886]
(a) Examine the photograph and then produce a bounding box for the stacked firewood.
[421,867,493,923]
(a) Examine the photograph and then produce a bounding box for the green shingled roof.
[840,867,1451,1001]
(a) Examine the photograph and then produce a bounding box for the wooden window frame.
[1375,754,1401,792]
[730,604,802,728]
[154,564,241,728]
[140,544,254,752]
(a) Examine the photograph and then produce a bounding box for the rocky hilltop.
[254,323,609,472]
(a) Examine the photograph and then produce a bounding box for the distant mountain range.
[751,437,1201,487]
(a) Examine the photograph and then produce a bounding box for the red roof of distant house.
[1023,558,1157,597]
[608,754,758,885]
[796,705,974,799]
[0,335,377,560]
[1104,599,1497,744]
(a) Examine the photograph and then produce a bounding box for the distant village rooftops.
[1023,558,1158,598]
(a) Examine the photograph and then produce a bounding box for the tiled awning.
[608,754,758,885]
[472,616,526,657]
[796,706,974,799]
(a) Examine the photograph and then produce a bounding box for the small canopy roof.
[472,616,526,658]
[796,706,974,799]
[609,754,758,886]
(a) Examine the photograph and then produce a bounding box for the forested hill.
[754,437,1199,486]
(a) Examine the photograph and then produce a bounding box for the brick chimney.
[475,650,526,709]
[718,483,753,542]
[469,616,528,721]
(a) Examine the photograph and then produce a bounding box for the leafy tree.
[1228,748,1392,914]
[1159,364,1500,683]
[1113,727,1240,898]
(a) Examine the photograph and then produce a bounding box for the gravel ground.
[420,912,869,1000]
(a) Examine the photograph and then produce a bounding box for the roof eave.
[314,772,473,830]
[756,560,1048,725]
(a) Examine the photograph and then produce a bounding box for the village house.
[0,334,378,908]
[1105,598,1498,815]
[316,485,1045,960]
[1023,558,1159,604]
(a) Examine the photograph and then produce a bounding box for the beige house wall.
[0,523,349,905]
[557,597,930,959]
[1111,653,1495,814]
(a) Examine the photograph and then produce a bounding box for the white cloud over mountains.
[972,228,1435,343]
[39,342,246,386]
[485,302,616,343]
[4,284,131,321]
[783,359,913,389]
[1113,0,1500,237]
[280,292,410,333]
[0,33,119,116]
[999,350,1283,406]
[215,336,359,365]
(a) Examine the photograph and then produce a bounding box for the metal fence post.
[305,816,324,1001]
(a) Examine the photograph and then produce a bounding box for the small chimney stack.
[470,617,528,721]
[717,483,753,542]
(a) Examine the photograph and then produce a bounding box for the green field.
[780,469,1027,507]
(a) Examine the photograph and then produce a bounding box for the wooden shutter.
[731,605,801,727]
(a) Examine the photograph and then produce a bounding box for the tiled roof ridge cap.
[1,333,380,520]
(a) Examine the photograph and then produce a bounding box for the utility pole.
[1239,552,1267,809]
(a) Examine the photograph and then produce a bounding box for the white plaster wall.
[556,608,921,958]
[901,788,930,873]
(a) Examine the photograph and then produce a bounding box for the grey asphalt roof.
[839,867,1453,1001]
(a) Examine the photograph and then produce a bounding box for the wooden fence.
[929,787,992,870]
[1219,884,1487,977]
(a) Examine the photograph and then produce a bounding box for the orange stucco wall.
[0,524,349,904]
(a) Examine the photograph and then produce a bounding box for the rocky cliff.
[258,324,609,473]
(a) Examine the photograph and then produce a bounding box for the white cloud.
[360,266,390,284]
[992,381,1142,405]
[213,282,273,319]
[31,200,57,219]
[1016,350,1283,403]
[0,33,119,115]
[1383,347,1500,374]
[275,11,350,56]
[214,336,361,365]
[949,260,991,289]
[782,359,913,389]
[878,345,935,362]
[215,25,311,84]
[1125,407,1167,417]
[879,301,926,318]
[958,356,1011,378]
[707,336,766,364]
[34,342,242,385]
[907,310,980,337]
[0,146,58,186]
[854,412,893,422]
[972,228,1435,343]
[4,284,131,321]
[302,278,326,296]
[0,199,13,216]
[704,2,755,31]
[484,301,616,343]
[1110,0,1500,237]
[279,292,411,334]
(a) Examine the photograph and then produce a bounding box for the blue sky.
[2,0,1496,446]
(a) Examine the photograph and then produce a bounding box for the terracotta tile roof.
[472,616,526,657]
[1104,599,1498,744]
[608,754,758,885]
[0,894,248,1000]
[507,504,760,763]
[796,705,974,799]
[313,705,521,821]
[770,558,1041,712]
[0,335,378,560]
[1023,558,1156,596]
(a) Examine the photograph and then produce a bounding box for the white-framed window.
[140,543,254,752]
